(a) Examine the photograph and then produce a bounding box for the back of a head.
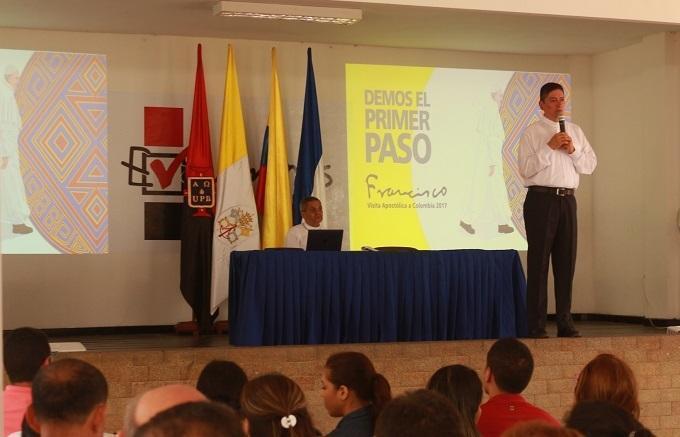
[124,384,207,436]
[241,373,318,437]
[32,358,108,424]
[427,364,482,436]
[4,327,51,383]
[486,338,533,394]
[574,353,640,418]
[375,389,465,437]
[196,360,247,411]
[133,401,245,437]
[325,351,392,420]
[501,421,583,437]
[565,400,655,437]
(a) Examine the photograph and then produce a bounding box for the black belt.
[529,185,574,197]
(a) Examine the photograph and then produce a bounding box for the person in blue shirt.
[321,352,391,437]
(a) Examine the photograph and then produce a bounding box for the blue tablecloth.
[228,249,527,346]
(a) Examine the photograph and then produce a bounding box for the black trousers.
[523,190,577,334]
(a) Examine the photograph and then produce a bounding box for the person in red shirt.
[477,338,560,437]
[3,327,51,436]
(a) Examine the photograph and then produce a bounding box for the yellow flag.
[210,45,260,312]
[261,48,292,248]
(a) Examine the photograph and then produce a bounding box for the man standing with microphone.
[519,82,597,338]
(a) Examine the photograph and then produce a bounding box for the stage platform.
[49,320,661,351]
[48,321,679,436]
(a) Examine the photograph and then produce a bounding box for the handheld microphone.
[558,116,566,133]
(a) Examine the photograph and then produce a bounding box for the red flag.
[254,127,268,216]
[186,44,214,183]
[180,44,216,334]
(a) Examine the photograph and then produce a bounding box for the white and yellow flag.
[210,45,260,313]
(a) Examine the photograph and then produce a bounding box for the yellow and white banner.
[346,64,571,250]
[210,45,259,312]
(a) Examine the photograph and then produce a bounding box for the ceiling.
[2,0,679,55]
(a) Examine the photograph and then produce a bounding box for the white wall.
[336,0,680,25]
[591,32,680,318]
[0,27,595,328]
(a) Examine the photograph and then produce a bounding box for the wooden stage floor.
[49,320,663,351]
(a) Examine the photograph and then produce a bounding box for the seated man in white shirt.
[285,196,323,250]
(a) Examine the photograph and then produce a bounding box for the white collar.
[540,114,560,126]
[302,219,320,230]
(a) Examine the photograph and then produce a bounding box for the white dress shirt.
[284,219,322,250]
[519,115,597,189]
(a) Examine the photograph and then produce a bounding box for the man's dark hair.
[196,360,247,411]
[299,196,320,212]
[539,82,564,101]
[4,327,51,383]
[133,401,245,437]
[565,400,654,437]
[375,389,465,437]
[486,338,534,394]
[32,358,108,423]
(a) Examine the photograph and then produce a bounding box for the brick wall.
[61,335,680,436]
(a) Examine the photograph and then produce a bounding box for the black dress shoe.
[557,329,581,338]
[528,330,549,339]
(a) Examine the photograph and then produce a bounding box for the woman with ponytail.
[241,373,320,437]
[321,351,392,437]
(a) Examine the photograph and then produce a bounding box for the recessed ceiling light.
[213,1,362,25]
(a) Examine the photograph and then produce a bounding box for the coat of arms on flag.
[188,176,215,208]
[216,205,256,247]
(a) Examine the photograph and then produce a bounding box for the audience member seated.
[240,373,319,437]
[573,353,640,418]
[120,384,206,436]
[427,364,482,437]
[25,358,107,437]
[565,400,654,437]
[501,421,583,437]
[3,327,51,436]
[374,389,465,437]
[285,196,324,249]
[477,338,559,437]
[133,401,244,437]
[196,360,248,412]
[321,351,391,437]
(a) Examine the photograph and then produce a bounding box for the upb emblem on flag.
[188,177,215,208]
[216,205,256,248]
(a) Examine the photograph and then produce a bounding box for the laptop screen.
[306,229,343,251]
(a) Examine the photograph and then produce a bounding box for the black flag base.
[174,309,220,336]
[214,320,229,335]
[174,320,200,336]
[174,321,227,336]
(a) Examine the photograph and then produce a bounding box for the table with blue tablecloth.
[228,249,527,346]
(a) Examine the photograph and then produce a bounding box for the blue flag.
[292,48,325,224]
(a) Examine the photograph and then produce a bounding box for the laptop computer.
[306,229,343,251]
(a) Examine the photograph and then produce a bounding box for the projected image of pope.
[459,89,514,237]
[0,64,32,236]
